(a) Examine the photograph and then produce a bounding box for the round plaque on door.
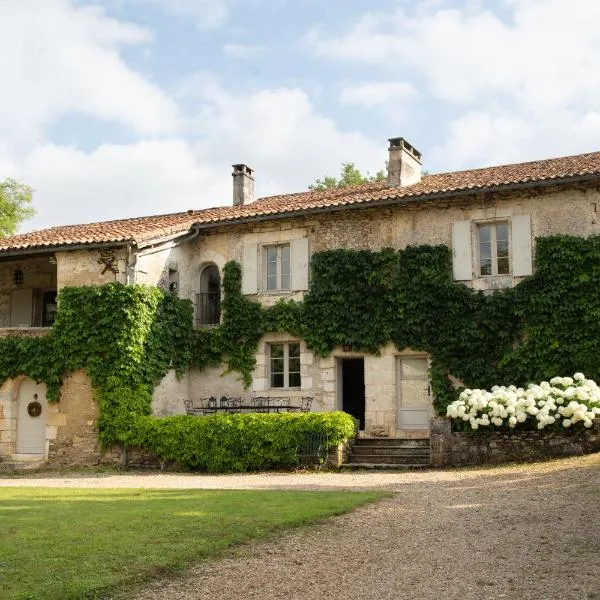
[27,401,42,417]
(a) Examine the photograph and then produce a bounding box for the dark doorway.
[341,358,365,430]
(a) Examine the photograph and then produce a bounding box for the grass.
[0,487,385,599]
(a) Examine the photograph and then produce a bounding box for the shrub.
[117,411,357,472]
[446,373,600,432]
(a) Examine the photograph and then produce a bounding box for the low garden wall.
[430,417,600,467]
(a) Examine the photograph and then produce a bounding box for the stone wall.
[47,371,101,467]
[430,416,600,467]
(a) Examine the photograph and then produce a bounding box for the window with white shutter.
[452,215,533,282]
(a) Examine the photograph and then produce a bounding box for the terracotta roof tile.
[2,150,600,253]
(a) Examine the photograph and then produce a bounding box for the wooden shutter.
[290,238,309,291]
[512,215,533,277]
[452,221,473,281]
[241,243,258,294]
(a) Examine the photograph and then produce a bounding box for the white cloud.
[21,140,220,231]
[18,82,384,231]
[340,81,417,107]
[0,0,181,156]
[125,0,230,29]
[308,0,600,168]
[223,43,267,60]
[188,82,384,196]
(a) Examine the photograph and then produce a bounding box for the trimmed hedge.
[118,411,357,472]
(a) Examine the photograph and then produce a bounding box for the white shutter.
[290,238,309,291]
[452,221,473,281]
[512,215,533,277]
[241,243,258,294]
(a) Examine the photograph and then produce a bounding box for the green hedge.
[117,412,356,472]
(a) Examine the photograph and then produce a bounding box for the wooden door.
[397,357,431,430]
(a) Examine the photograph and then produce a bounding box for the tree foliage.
[309,162,386,191]
[0,178,35,236]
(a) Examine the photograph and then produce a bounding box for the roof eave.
[0,239,132,259]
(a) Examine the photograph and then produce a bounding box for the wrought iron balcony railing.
[195,292,221,326]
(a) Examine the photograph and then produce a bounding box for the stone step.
[341,463,429,471]
[353,438,430,448]
[347,453,430,465]
[0,460,45,471]
[351,446,431,457]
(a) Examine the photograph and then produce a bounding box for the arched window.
[197,265,221,326]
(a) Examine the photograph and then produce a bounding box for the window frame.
[268,342,301,389]
[263,243,291,292]
[477,221,511,277]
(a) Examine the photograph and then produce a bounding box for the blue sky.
[1,0,600,231]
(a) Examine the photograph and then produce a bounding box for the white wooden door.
[10,288,33,327]
[16,380,48,455]
[397,357,431,430]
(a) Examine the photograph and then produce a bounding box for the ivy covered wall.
[0,235,599,449]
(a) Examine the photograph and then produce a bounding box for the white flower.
[574,372,585,381]
[562,419,572,428]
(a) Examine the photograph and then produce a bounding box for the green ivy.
[2,234,600,465]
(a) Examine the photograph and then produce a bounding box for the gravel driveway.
[3,454,600,599]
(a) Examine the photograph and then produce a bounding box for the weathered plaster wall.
[151,369,189,416]
[56,248,126,289]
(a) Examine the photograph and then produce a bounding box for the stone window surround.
[252,332,314,395]
[268,341,300,389]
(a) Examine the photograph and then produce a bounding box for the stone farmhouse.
[1,137,600,466]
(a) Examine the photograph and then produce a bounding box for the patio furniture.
[183,396,314,415]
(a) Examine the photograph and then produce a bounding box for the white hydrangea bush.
[446,373,600,431]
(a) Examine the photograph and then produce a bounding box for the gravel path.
[3,454,600,599]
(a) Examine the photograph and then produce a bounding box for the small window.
[478,223,510,276]
[264,244,290,291]
[269,342,301,388]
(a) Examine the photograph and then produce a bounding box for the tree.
[309,162,386,191]
[0,178,35,237]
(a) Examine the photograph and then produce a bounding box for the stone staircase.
[343,438,430,470]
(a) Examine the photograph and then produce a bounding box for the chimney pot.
[232,164,255,205]
[387,137,422,188]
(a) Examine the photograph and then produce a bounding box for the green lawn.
[0,487,385,600]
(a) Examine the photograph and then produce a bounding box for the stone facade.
[151,184,600,439]
[430,417,600,467]
[3,180,600,466]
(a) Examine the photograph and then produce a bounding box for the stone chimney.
[232,164,254,206]
[387,137,422,187]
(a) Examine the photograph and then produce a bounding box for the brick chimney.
[387,138,422,187]
[232,164,254,206]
